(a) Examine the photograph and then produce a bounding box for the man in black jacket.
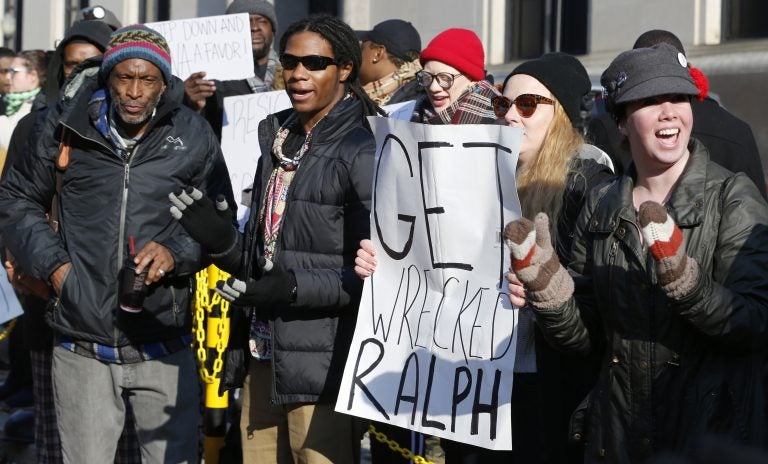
[0,24,233,463]
[588,29,766,197]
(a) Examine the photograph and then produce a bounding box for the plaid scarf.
[246,48,280,93]
[362,59,421,105]
[413,79,499,125]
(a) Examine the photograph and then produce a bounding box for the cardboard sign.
[147,13,254,81]
[336,118,523,450]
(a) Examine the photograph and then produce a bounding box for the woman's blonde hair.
[516,100,584,221]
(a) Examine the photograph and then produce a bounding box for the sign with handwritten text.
[220,90,292,222]
[336,118,522,450]
[147,13,254,81]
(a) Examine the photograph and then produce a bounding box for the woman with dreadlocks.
[168,13,383,464]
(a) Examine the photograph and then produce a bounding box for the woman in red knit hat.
[410,27,499,124]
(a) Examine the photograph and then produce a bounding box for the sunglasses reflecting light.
[280,54,338,71]
[416,70,462,90]
[492,94,555,118]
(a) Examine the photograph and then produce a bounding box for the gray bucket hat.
[601,43,699,115]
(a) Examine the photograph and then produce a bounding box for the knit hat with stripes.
[100,24,172,83]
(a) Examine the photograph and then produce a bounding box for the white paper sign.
[336,118,523,450]
[220,91,292,221]
[147,13,254,81]
[0,268,24,324]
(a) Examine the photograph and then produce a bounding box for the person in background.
[505,43,768,463]
[0,47,15,114]
[169,13,382,463]
[0,24,234,462]
[356,19,422,106]
[587,29,766,197]
[0,50,47,163]
[184,0,284,139]
[411,27,498,124]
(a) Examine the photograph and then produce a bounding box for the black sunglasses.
[416,70,463,90]
[280,54,338,71]
[492,94,555,118]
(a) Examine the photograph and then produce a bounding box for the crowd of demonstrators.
[184,0,284,141]
[0,21,234,463]
[170,13,382,464]
[0,5,765,464]
[505,43,768,463]
[588,29,766,197]
[356,19,423,105]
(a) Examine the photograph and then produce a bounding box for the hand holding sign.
[504,212,573,309]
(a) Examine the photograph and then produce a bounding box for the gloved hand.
[503,212,573,309]
[638,201,699,299]
[215,271,297,307]
[169,186,235,253]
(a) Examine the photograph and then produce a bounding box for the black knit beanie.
[505,52,590,126]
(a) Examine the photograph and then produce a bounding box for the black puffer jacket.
[0,69,234,346]
[533,139,768,462]
[219,98,375,404]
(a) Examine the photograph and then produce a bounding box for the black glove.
[169,186,235,253]
[214,271,297,307]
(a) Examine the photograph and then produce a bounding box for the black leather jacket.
[534,139,768,462]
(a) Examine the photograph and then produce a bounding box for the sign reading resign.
[337,118,523,450]
[147,13,254,81]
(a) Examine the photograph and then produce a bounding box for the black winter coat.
[219,98,376,404]
[0,71,234,346]
[533,140,768,463]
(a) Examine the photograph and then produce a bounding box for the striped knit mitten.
[638,201,699,299]
[503,212,574,309]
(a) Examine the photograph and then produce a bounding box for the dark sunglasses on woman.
[280,54,338,71]
[492,94,555,118]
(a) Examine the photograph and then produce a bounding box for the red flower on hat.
[688,66,708,101]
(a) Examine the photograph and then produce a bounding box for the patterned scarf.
[363,59,421,105]
[412,79,499,125]
[4,88,40,116]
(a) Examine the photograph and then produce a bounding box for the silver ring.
[158,269,165,276]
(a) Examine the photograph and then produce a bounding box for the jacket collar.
[589,138,709,233]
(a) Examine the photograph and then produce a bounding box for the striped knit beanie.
[100,24,172,83]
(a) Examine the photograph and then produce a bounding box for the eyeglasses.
[416,70,462,90]
[2,67,28,76]
[280,54,338,71]
[492,94,555,118]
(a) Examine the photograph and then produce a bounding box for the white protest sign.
[0,268,23,324]
[147,13,254,81]
[382,100,416,120]
[337,118,523,450]
[220,91,292,221]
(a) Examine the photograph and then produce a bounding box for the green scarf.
[4,88,40,116]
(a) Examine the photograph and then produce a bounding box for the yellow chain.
[368,424,434,464]
[194,267,230,383]
[0,318,17,342]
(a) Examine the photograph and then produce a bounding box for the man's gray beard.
[110,86,162,127]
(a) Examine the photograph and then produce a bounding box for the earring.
[372,57,379,64]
